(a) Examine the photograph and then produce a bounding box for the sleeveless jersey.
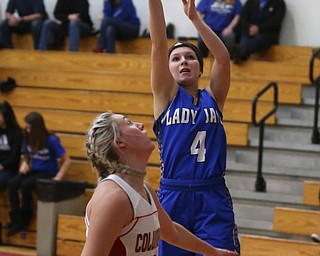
[153,86,227,180]
[85,175,160,256]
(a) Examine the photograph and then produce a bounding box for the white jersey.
[85,175,160,256]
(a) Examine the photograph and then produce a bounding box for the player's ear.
[116,139,126,149]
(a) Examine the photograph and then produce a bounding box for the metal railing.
[309,48,320,144]
[252,82,278,192]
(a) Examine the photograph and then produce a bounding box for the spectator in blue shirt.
[0,0,47,49]
[93,0,140,53]
[7,112,71,236]
[38,0,93,52]
[196,0,242,57]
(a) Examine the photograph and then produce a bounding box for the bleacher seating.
[273,207,320,236]
[0,37,317,254]
[56,215,86,256]
[241,234,320,256]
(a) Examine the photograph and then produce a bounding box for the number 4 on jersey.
[190,131,206,162]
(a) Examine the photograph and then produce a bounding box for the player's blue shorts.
[158,177,240,255]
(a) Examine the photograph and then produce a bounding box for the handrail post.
[311,76,320,144]
[256,124,266,192]
[252,82,278,192]
[308,48,320,144]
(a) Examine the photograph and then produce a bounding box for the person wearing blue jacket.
[196,0,242,57]
[94,0,140,53]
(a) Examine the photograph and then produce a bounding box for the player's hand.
[205,248,239,256]
[182,0,198,21]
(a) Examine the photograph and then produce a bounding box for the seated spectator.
[93,0,140,53]
[0,0,47,49]
[0,101,23,191]
[7,112,71,236]
[227,0,286,64]
[196,0,242,57]
[38,0,93,52]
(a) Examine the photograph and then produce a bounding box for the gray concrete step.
[302,85,320,105]
[248,126,320,152]
[227,147,320,171]
[226,160,320,181]
[225,91,320,241]
[226,175,304,197]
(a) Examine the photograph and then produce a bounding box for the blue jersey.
[22,134,66,175]
[154,86,227,180]
[103,0,140,27]
[196,0,242,33]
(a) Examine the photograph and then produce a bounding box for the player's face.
[169,47,201,85]
[113,114,155,152]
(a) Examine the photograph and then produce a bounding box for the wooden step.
[0,49,313,85]
[11,34,317,65]
[56,215,85,256]
[273,207,320,236]
[303,180,320,206]
[0,68,302,105]
[12,107,249,147]
[241,234,320,256]
[0,87,274,124]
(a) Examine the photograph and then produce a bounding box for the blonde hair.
[86,111,146,182]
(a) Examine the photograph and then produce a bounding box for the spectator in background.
[38,0,93,52]
[0,0,47,49]
[227,0,286,64]
[0,101,23,191]
[7,112,71,236]
[196,0,242,57]
[93,0,140,53]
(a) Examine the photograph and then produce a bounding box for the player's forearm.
[148,0,167,46]
[163,222,219,255]
[192,17,229,62]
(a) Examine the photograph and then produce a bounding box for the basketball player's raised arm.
[149,0,178,119]
[183,0,230,112]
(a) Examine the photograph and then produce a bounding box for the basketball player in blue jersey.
[81,111,238,256]
[149,0,240,255]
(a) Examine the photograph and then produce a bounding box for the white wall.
[1,0,319,47]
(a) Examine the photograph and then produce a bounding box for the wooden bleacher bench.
[0,86,274,125]
[0,49,314,85]
[303,181,320,206]
[0,189,37,248]
[0,40,313,251]
[241,234,320,256]
[56,215,86,256]
[11,33,318,65]
[249,45,317,64]
[273,207,320,236]
[11,33,196,54]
